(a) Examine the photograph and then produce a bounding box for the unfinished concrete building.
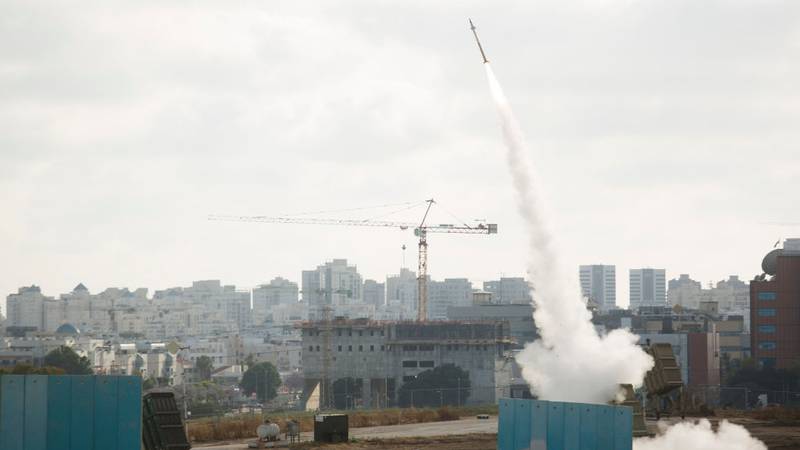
[300,319,513,409]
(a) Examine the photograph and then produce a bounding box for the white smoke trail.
[633,420,767,450]
[484,62,767,450]
[484,63,653,403]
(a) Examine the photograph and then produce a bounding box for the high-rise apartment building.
[252,277,299,324]
[579,265,617,311]
[427,278,473,320]
[362,280,386,308]
[482,277,532,305]
[751,239,800,369]
[5,285,50,331]
[668,274,703,309]
[710,276,750,313]
[386,268,418,320]
[629,268,667,311]
[302,259,363,320]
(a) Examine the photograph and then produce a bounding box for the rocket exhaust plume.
[476,20,767,450]
[482,57,653,405]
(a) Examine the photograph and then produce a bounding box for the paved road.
[197,416,498,449]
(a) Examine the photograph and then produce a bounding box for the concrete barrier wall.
[0,375,141,450]
[498,398,633,450]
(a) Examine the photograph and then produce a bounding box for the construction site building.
[300,319,513,409]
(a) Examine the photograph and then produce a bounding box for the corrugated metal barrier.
[498,398,633,450]
[0,375,142,450]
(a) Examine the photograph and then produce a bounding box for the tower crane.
[209,199,497,321]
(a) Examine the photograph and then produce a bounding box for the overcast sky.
[2,0,799,312]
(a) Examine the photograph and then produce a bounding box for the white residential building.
[668,274,703,309]
[252,277,299,325]
[579,265,617,311]
[6,286,51,331]
[707,276,750,313]
[242,337,302,372]
[629,268,667,311]
[183,280,251,331]
[427,278,472,320]
[183,335,244,368]
[386,268,417,320]
[483,277,532,305]
[302,259,363,320]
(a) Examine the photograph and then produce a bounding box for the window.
[348,330,352,336]
[316,345,320,351]
[418,344,434,351]
[759,341,776,350]
[338,345,342,352]
[380,330,385,336]
[370,345,374,352]
[758,292,777,301]
[308,346,313,352]
[348,345,353,352]
[338,330,342,336]
[359,331,363,337]
[402,376,416,383]
[370,330,374,336]
[760,358,776,368]
[419,361,434,368]
[758,308,776,317]
[402,360,418,368]
[358,345,363,352]
[381,345,385,351]
[403,345,418,351]
[759,325,777,334]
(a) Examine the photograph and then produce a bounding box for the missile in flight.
[469,18,489,64]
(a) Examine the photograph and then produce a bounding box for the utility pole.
[457,378,461,407]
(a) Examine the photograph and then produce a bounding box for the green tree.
[726,358,800,392]
[142,377,157,391]
[44,346,93,375]
[0,364,65,375]
[185,381,226,415]
[240,362,281,402]
[398,363,470,408]
[195,355,214,381]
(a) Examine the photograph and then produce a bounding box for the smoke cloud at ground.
[484,63,653,403]
[633,420,767,450]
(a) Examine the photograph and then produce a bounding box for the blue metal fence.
[0,375,141,450]
[498,398,633,450]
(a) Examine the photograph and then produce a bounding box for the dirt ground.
[290,420,800,450]
[290,433,497,450]
[197,413,800,449]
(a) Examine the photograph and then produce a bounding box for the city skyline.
[2,258,758,316]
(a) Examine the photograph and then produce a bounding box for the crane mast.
[209,199,497,321]
[416,200,434,321]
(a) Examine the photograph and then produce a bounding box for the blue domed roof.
[55,323,80,335]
